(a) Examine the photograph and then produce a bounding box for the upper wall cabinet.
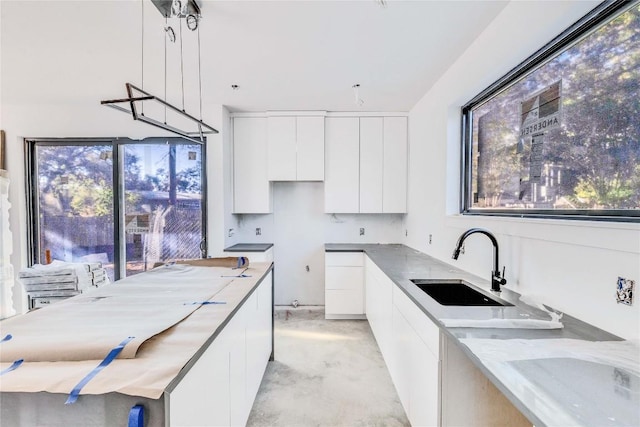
[325,116,408,214]
[382,117,408,213]
[267,115,325,181]
[325,117,360,213]
[233,117,273,213]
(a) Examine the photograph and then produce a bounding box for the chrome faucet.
[452,228,506,292]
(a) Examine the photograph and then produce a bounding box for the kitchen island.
[0,261,274,427]
[326,244,638,427]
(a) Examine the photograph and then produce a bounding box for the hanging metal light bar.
[101,0,217,144]
[101,83,218,144]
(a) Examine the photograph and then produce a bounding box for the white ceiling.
[1,0,508,114]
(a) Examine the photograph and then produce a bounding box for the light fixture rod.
[100,83,218,144]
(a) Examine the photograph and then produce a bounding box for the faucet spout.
[452,228,506,292]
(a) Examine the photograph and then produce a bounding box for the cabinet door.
[410,336,440,427]
[296,116,325,181]
[325,289,364,315]
[229,308,248,427]
[267,116,297,181]
[234,117,272,213]
[383,117,408,213]
[365,256,393,365]
[246,275,273,410]
[325,117,360,213]
[169,326,231,426]
[359,117,384,213]
[326,252,364,267]
[391,305,413,415]
[326,266,363,290]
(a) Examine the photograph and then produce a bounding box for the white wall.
[404,0,640,340]
[0,1,228,312]
[232,182,404,305]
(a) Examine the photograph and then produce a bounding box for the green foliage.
[573,177,634,209]
[471,5,640,211]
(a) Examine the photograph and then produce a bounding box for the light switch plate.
[616,277,634,305]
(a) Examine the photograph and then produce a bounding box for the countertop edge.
[224,243,274,252]
[325,243,628,427]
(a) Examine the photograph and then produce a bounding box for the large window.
[462,1,640,221]
[26,138,207,280]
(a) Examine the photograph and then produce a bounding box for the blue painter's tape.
[0,359,23,376]
[128,405,144,427]
[0,334,12,343]
[65,336,135,404]
[235,256,248,269]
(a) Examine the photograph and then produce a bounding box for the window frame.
[24,137,209,280]
[460,0,639,223]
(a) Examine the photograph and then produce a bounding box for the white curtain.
[0,172,15,318]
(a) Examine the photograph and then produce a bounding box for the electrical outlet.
[305,265,310,272]
[360,228,365,236]
[616,277,634,305]
[429,234,432,244]
[255,227,261,236]
[405,229,408,237]
[228,228,234,237]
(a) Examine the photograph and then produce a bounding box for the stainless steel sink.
[410,279,512,306]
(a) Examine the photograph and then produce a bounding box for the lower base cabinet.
[169,272,273,426]
[391,288,440,427]
[365,257,393,368]
[364,256,532,427]
[325,252,365,319]
[366,254,440,426]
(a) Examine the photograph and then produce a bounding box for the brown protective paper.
[0,262,271,399]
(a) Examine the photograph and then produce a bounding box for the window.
[26,138,207,280]
[462,1,640,221]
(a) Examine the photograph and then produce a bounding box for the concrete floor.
[247,307,410,427]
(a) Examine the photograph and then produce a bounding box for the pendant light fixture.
[101,0,218,144]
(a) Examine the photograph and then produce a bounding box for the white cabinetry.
[359,118,384,213]
[382,117,408,213]
[169,272,273,427]
[325,252,365,319]
[324,118,360,213]
[325,116,407,213]
[392,285,440,427]
[267,115,324,181]
[364,256,393,366]
[365,256,439,427]
[0,172,15,319]
[233,117,272,213]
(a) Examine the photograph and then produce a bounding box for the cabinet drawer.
[325,252,364,266]
[325,266,363,290]
[325,289,364,315]
[393,286,440,358]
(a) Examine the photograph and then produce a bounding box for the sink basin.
[410,279,512,307]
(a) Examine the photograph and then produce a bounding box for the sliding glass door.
[122,142,205,276]
[31,143,117,278]
[27,138,207,281]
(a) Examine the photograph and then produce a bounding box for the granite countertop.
[224,243,274,252]
[325,244,639,427]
